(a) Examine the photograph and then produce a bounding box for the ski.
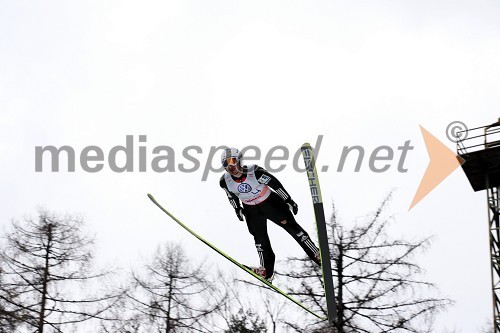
[301,143,337,325]
[147,193,326,321]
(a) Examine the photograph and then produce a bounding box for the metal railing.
[456,119,500,155]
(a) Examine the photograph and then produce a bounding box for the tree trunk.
[166,278,173,333]
[336,241,344,333]
[38,223,52,333]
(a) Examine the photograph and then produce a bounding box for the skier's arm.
[219,177,245,221]
[254,166,298,214]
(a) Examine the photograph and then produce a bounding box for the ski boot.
[314,253,322,267]
[246,266,274,283]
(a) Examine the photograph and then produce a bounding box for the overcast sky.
[1,1,500,331]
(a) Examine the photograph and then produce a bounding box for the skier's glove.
[235,207,245,221]
[286,199,298,215]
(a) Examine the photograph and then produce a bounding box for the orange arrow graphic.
[409,126,465,210]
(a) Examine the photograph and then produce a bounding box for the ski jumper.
[220,165,320,278]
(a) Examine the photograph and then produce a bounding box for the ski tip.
[147,193,154,200]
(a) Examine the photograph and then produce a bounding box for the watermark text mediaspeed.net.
[34,135,414,180]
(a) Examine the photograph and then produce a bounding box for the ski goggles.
[223,157,239,168]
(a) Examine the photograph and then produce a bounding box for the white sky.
[1,1,500,331]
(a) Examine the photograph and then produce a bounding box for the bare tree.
[224,308,267,333]
[261,289,287,333]
[280,193,452,333]
[480,322,494,333]
[127,243,226,333]
[97,301,144,333]
[0,262,27,333]
[0,210,121,333]
[216,271,288,333]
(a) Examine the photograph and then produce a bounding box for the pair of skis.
[147,143,336,324]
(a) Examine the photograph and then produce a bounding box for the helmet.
[221,147,242,168]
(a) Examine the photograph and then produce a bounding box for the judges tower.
[458,119,500,332]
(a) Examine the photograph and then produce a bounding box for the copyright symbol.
[446,121,468,142]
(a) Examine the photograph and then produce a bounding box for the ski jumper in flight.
[219,147,321,281]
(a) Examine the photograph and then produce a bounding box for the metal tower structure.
[458,119,500,332]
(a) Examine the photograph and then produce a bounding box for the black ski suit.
[220,165,320,279]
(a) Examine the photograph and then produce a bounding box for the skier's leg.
[243,205,276,279]
[281,217,320,265]
[265,195,321,265]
